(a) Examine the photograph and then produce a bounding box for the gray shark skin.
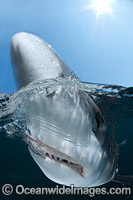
[10,32,132,187]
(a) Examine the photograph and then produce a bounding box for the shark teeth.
[26,132,84,177]
[41,150,84,177]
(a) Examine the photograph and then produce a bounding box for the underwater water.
[0,78,133,200]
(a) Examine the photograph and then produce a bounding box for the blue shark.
[10,32,133,187]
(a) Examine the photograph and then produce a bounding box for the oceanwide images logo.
[1,184,132,197]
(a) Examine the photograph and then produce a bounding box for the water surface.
[0,78,133,200]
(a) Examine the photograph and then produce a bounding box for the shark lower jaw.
[26,132,84,177]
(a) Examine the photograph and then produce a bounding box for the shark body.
[10,32,125,187]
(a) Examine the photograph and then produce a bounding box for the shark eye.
[92,115,101,133]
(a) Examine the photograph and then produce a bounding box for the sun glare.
[89,0,115,17]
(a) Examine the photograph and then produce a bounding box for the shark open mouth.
[25,132,84,177]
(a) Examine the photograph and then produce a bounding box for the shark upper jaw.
[26,132,84,177]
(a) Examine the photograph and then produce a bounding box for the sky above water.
[0,0,133,93]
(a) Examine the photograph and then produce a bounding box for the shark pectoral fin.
[118,139,127,148]
[113,174,133,186]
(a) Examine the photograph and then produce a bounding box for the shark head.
[11,32,117,187]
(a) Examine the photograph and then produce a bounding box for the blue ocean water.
[0,79,132,200]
